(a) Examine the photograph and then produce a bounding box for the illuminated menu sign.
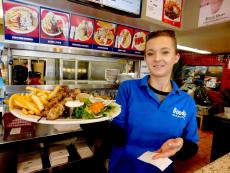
[3,0,39,43]
[92,20,116,51]
[69,14,94,49]
[3,0,149,57]
[131,29,149,55]
[114,25,134,54]
[40,7,70,46]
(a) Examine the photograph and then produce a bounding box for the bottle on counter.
[0,68,4,105]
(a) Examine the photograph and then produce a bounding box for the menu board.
[113,25,134,54]
[162,0,183,28]
[131,29,149,55]
[40,7,70,46]
[146,0,183,28]
[92,20,116,51]
[3,0,150,57]
[69,15,94,49]
[3,0,39,43]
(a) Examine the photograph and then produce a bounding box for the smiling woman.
[80,30,199,173]
[106,30,199,173]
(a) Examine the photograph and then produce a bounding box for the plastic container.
[0,69,5,105]
[28,71,41,85]
[3,113,33,129]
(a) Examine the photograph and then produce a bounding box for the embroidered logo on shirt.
[172,108,186,119]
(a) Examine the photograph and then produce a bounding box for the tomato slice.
[89,102,105,114]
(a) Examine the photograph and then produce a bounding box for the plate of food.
[119,29,131,49]
[41,12,65,37]
[7,86,121,125]
[75,20,93,41]
[132,32,146,51]
[5,6,38,34]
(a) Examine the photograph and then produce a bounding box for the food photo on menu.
[69,15,94,47]
[131,29,149,53]
[164,0,182,20]
[114,25,133,50]
[40,8,70,45]
[3,0,39,42]
[162,0,183,27]
[93,20,116,49]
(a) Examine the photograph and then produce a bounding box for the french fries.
[31,95,44,111]
[48,85,61,100]
[26,86,51,94]
[6,86,61,116]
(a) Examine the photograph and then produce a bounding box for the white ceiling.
[176,21,230,54]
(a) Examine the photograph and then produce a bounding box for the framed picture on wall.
[182,65,223,90]
[182,66,207,85]
[204,66,223,89]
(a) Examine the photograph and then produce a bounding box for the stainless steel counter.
[0,124,83,149]
[4,83,119,97]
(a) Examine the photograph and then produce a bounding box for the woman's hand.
[152,138,183,159]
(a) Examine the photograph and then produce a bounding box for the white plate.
[10,108,121,125]
[41,13,65,37]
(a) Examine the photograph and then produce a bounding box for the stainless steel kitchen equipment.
[1,47,141,86]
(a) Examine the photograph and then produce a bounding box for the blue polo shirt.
[109,75,198,173]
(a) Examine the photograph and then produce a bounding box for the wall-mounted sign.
[3,0,39,43]
[113,25,134,54]
[131,29,149,55]
[146,0,183,28]
[69,15,94,49]
[40,7,70,46]
[162,0,183,28]
[146,0,164,21]
[92,20,116,51]
[198,0,230,27]
[3,0,151,57]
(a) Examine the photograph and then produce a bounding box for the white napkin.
[138,151,172,172]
